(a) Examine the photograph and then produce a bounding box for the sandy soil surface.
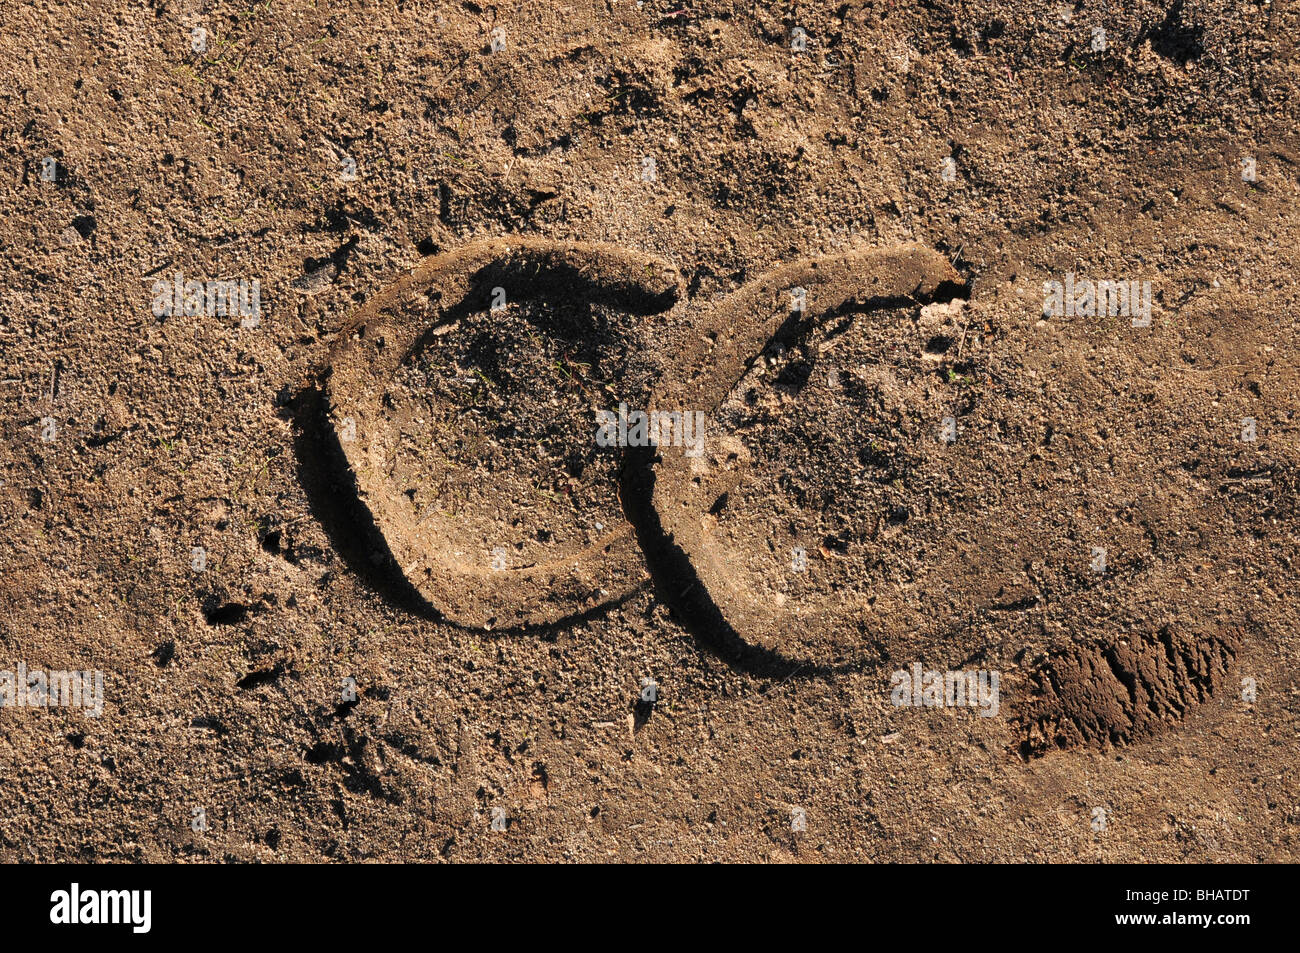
[1,0,1298,862]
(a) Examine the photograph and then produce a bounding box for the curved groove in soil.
[325,237,681,629]
[642,243,968,667]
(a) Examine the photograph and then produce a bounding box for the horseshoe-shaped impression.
[326,238,682,629]
[645,244,965,666]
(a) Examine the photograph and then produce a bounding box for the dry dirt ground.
[1,0,1298,862]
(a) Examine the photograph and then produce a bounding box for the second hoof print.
[645,244,967,668]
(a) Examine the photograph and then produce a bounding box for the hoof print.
[645,243,965,666]
[326,238,682,629]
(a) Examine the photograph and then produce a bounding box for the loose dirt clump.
[1017,625,1241,757]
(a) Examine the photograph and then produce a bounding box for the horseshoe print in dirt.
[641,244,967,667]
[325,238,681,629]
